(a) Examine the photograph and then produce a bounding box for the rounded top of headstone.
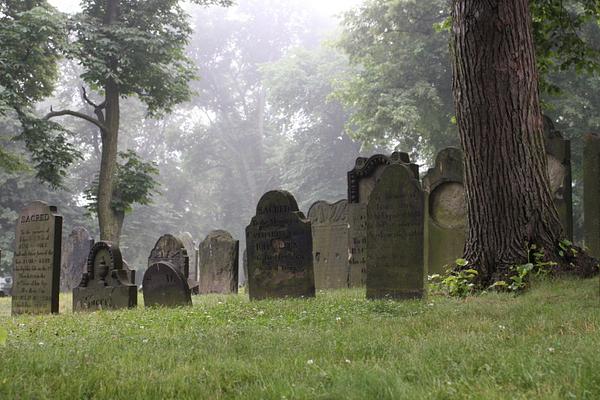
[255,190,300,215]
[375,163,421,188]
[152,234,186,254]
[69,226,91,239]
[204,229,234,241]
[86,241,123,280]
[423,147,464,192]
[390,151,411,163]
[307,199,348,224]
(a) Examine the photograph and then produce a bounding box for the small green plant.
[429,259,478,297]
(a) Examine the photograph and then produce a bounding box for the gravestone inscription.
[60,227,94,292]
[246,190,315,300]
[11,201,62,315]
[308,199,350,289]
[73,241,137,311]
[366,164,425,300]
[198,230,239,294]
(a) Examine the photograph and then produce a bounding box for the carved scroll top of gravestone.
[252,190,306,223]
[307,199,348,225]
[84,241,124,283]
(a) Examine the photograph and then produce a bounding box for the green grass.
[0,278,599,399]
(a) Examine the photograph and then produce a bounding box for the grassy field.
[0,278,598,399]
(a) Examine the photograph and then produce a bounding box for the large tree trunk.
[97,0,121,244]
[451,0,563,282]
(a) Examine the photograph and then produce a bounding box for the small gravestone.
[584,133,600,257]
[198,230,239,294]
[11,201,62,315]
[73,241,137,311]
[367,164,425,300]
[143,234,192,307]
[347,152,419,287]
[246,190,315,300]
[423,148,466,275]
[177,232,198,284]
[308,199,350,289]
[60,227,94,292]
[544,117,573,240]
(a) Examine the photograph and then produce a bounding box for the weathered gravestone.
[423,148,466,275]
[198,230,239,294]
[143,234,192,307]
[366,164,425,300]
[307,199,350,289]
[544,116,573,240]
[60,227,94,292]
[347,152,419,287]
[242,248,248,287]
[73,241,137,311]
[584,133,600,258]
[246,190,315,300]
[177,232,198,284]
[11,201,62,315]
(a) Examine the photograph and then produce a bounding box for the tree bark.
[451,0,563,282]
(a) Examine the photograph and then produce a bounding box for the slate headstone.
[308,199,350,289]
[584,133,600,258]
[366,164,425,300]
[11,201,62,315]
[73,241,137,311]
[423,148,466,275]
[148,234,189,278]
[198,230,239,294]
[60,227,94,292]
[245,190,315,300]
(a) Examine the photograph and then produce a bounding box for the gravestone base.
[73,282,137,310]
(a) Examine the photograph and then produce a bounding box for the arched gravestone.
[73,241,137,311]
[347,152,419,287]
[143,234,192,307]
[198,230,239,294]
[366,164,425,300]
[544,116,573,240]
[245,190,315,300]
[423,148,466,275]
[307,199,350,289]
[12,201,62,315]
[60,227,94,292]
[584,133,600,258]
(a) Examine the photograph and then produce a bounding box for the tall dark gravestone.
[198,230,239,294]
[544,117,573,240]
[423,148,466,275]
[366,164,425,300]
[307,199,350,289]
[347,152,419,287]
[584,133,600,258]
[73,241,137,311]
[246,190,315,300]
[60,227,94,292]
[11,201,62,315]
[143,234,192,307]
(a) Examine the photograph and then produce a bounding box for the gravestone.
[143,234,192,307]
[60,227,94,292]
[245,190,315,300]
[544,117,573,240]
[11,201,62,315]
[423,148,466,275]
[584,133,600,258]
[347,152,419,287]
[242,248,248,287]
[73,241,137,311]
[366,164,425,300]
[198,230,239,294]
[177,232,198,283]
[307,199,350,289]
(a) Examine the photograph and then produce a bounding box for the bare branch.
[45,109,108,133]
[81,87,106,110]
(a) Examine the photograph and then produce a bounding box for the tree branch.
[45,107,107,133]
[82,87,105,110]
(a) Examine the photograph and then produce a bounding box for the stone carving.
[198,230,239,294]
[11,201,62,315]
[60,227,94,292]
[366,164,425,300]
[245,190,315,300]
[148,234,189,278]
[73,241,137,311]
[584,133,600,257]
[307,199,350,289]
[423,148,466,275]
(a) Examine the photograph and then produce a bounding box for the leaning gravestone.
[143,234,192,307]
[73,241,137,311]
[347,152,419,287]
[423,148,466,275]
[544,116,573,240]
[60,227,94,292]
[366,164,425,300]
[11,201,62,315]
[246,190,315,300]
[307,200,350,289]
[198,230,239,294]
[584,133,600,258]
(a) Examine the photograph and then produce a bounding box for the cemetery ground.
[0,278,598,399]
